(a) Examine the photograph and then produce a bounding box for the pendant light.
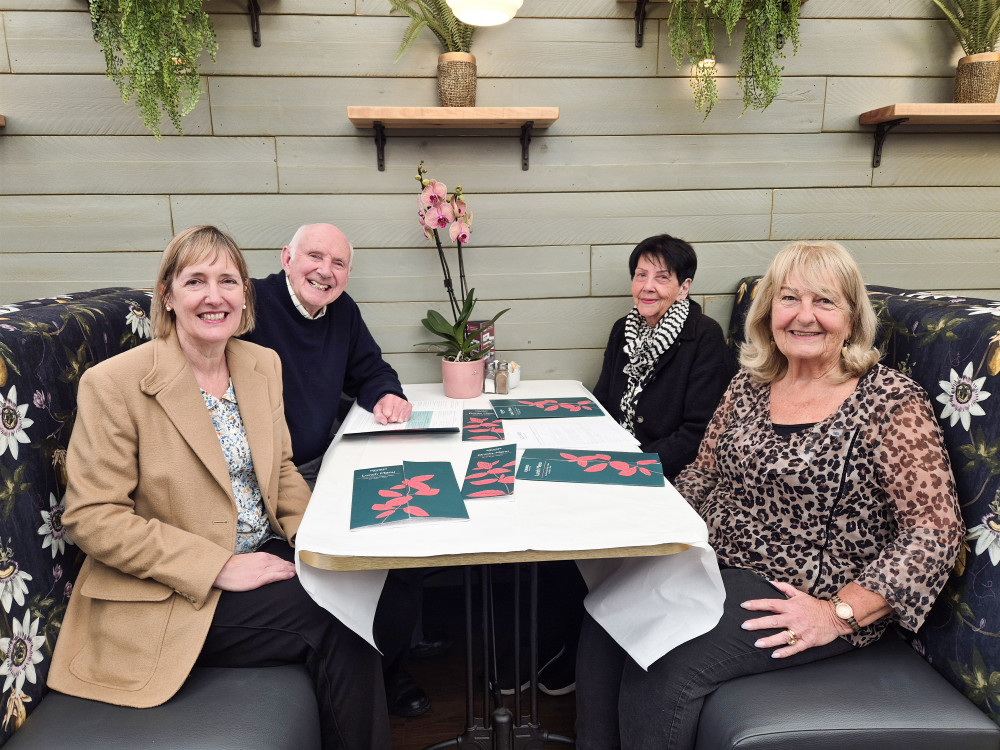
[446,0,523,26]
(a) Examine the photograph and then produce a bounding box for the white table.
[295,379,724,671]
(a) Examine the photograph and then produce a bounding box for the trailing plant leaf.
[389,0,476,59]
[930,0,1000,55]
[90,0,217,137]
[664,0,802,115]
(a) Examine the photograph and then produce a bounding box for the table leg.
[422,563,576,749]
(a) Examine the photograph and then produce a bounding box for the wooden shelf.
[859,103,1000,168]
[347,106,560,171]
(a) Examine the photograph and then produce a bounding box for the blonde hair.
[151,225,256,339]
[739,241,879,383]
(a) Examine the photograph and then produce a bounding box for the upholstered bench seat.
[4,665,320,750]
[696,634,1000,750]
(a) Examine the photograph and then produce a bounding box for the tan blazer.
[47,334,311,707]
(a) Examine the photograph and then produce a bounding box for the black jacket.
[593,301,734,480]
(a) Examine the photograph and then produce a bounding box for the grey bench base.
[696,633,1000,750]
[5,666,320,750]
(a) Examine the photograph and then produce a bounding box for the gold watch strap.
[832,595,860,633]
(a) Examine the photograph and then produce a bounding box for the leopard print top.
[674,364,965,647]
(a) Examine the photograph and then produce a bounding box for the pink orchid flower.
[449,220,471,244]
[421,180,447,206]
[450,196,467,217]
[417,209,430,238]
[423,203,455,229]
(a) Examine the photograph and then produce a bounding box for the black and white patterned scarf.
[619,298,690,435]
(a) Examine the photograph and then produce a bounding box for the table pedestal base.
[424,565,576,750]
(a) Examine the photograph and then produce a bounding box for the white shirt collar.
[285,273,326,320]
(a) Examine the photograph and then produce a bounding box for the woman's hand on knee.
[213,552,296,592]
[740,580,844,659]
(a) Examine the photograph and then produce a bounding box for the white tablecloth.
[295,380,724,669]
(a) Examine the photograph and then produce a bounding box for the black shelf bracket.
[871,117,908,168]
[520,121,534,171]
[373,122,387,171]
[633,0,651,47]
[364,121,540,171]
[248,0,262,47]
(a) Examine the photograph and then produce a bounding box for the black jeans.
[575,567,855,750]
[196,539,391,750]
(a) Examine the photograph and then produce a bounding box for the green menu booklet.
[490,398,603,419]
[350,461,468,529]
[461,444,517,498]
[462,409,505,441]
[516,449,665,487]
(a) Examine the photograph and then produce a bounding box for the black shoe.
[386,670,431,717]
[410,631,453,660]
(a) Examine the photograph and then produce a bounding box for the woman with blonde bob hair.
[576,240,964,750]
[740,240,879,383]
[50,225,390,750]
[150,224,257,339]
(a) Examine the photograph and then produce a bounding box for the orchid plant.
[414,161,508,362]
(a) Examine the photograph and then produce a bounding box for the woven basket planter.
[438,52,477,107]
[954,52,1000,103]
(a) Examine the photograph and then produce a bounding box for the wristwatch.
[831,595,860,633]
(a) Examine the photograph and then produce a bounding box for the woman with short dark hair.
[593,233,733,479]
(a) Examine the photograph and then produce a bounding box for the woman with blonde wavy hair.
[576,240,964,750]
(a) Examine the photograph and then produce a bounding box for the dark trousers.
[575,567,855,750]
[196,539,391,750]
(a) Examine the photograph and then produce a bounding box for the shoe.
[496,645,566,696]
[410,631,453,660]
[386,669,431,717]
[538,646,576,696]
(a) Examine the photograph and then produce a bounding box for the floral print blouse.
[674,364,965,647]
[202,381,277,554]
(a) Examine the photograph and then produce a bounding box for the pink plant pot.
[441,358,485,399]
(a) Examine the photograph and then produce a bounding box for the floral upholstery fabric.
[729,277,1000,722]
[0,289,152,744]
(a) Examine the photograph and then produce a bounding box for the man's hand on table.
[373,393,412,424]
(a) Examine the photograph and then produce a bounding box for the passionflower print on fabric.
[967,303,1000,317]
[938,362,991,431]
[0,386,33,460]
[0,543,31,614]
[38,493,73,558]
[0,611,45,694]
[125,300,151,339]
[2,688,29,732]
[969,499,1000,566]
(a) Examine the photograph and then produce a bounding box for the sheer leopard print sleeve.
[673,376,739,513]
[855,389,965,632]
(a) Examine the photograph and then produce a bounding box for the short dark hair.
[627,234,697,283]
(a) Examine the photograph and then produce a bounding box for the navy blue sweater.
[244,272,405,465]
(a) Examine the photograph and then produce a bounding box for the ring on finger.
[786,629,798,646]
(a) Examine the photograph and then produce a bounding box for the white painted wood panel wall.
[1,0,999,386]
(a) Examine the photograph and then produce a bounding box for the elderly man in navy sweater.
[244,223,432,719]
[246,223,411,475]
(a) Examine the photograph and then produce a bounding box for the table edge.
[298,542,691,571]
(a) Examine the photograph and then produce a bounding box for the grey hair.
[286,224,355,267]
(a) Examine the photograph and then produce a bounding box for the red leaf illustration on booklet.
[516,449,664,487]
[461,444,517,498]
[462,408,504,441]
[490,398,603,419]
[350,461,468,529]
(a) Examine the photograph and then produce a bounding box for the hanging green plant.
[665,0,802,117]
[90,0,218,137]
